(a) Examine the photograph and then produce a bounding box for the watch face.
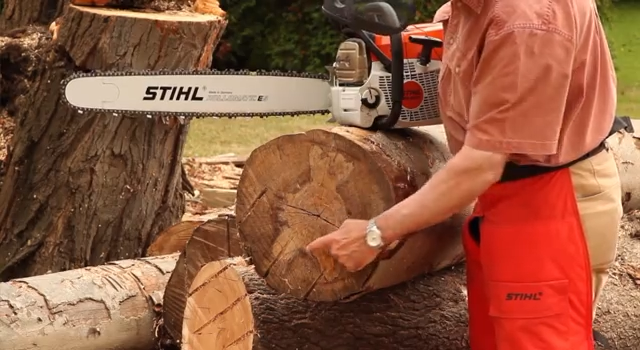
[366,230,383,247]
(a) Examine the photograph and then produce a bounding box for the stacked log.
[0,255,178,350]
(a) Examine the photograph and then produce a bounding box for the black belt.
[499,116,633,183]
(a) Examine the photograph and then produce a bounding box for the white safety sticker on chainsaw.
[339,93,361,111]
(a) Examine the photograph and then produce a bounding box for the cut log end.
[236,127,395,301]
[146,221,203,256]
[236,126,465,301]
[162,215,244,343]
[182,259,254,350]
[66,4,223,22]
[57,4,228,71]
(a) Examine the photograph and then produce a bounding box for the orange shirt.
[433,0,617,166]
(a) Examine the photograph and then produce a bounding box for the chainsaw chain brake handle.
[322,0,428,130]
[408,35,443,67]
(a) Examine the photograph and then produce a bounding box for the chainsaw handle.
[372,33,404,130]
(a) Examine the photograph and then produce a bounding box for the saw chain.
[60,68,332,120]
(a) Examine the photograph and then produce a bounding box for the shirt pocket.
[443,51,473,122]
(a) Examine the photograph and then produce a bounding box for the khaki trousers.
[569,145,623,319]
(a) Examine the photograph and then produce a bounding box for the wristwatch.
[365,219,385,249]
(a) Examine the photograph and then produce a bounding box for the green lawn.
[183,2,640,157]
[606,2,640,117]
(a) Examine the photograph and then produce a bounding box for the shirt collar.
[456,0,483,13]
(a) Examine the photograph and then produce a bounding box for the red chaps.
[464,168,594,350]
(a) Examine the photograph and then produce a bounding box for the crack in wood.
[192,293,249,335]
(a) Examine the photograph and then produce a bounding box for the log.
[235,126,468,301]
[146,211,241,257]
[0,5,227,280]
[182,221,640,350]
[607,124,640,212]
[162,213,244,343]
[182,259,254,350]
[200,188,237,208]
[0,254,178,350]
[235,123,640,301]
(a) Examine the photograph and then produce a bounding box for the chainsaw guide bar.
[60,69,333,120]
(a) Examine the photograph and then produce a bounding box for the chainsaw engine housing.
[329,23,444,129]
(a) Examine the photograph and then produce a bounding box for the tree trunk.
[0,254,178,350]
[162,212,242,343]
[0,5,227,280]
[182,220,640,350]
[0,0,66,32]
[235,126,469,301]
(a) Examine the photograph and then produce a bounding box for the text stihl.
[143,86,204,101]
[505,292,543,301]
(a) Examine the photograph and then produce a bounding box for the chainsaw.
[62,0,445,130]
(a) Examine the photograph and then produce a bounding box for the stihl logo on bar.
[505,292,543,301]
[143,86,205,101]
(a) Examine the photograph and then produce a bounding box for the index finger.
[305,232,337,253]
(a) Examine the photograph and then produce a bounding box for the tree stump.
[235,126,468,301]
[0,5,227,280]
[162,212,243,343]
[0,0,66,32]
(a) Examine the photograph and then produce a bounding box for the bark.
[0,5,227,280]
[183,221,640,350]
[162,212,243,343]
[235,126,468,301]
[0,254,178,350]
[0,0,66,32]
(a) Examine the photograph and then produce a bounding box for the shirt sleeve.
[433,2,451,23]
[465,28,575,155]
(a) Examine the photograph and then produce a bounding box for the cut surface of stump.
[236,126,467,301]
[0,5,227,280]
[163,213,243,342]
[182,260,253,350]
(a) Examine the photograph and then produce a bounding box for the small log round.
[162,214,243,343]
[181,260,254,350]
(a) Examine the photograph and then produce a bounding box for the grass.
[183,2,640,157]
[606,2,640,117]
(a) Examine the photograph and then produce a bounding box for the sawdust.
[0,27,52,117]
[181,155,243,219]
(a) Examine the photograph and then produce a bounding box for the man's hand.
[306,219,380,272]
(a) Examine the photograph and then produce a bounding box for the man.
[306,0,623,349]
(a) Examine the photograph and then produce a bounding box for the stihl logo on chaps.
[505,292,543,301]
[143,86,205,101]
